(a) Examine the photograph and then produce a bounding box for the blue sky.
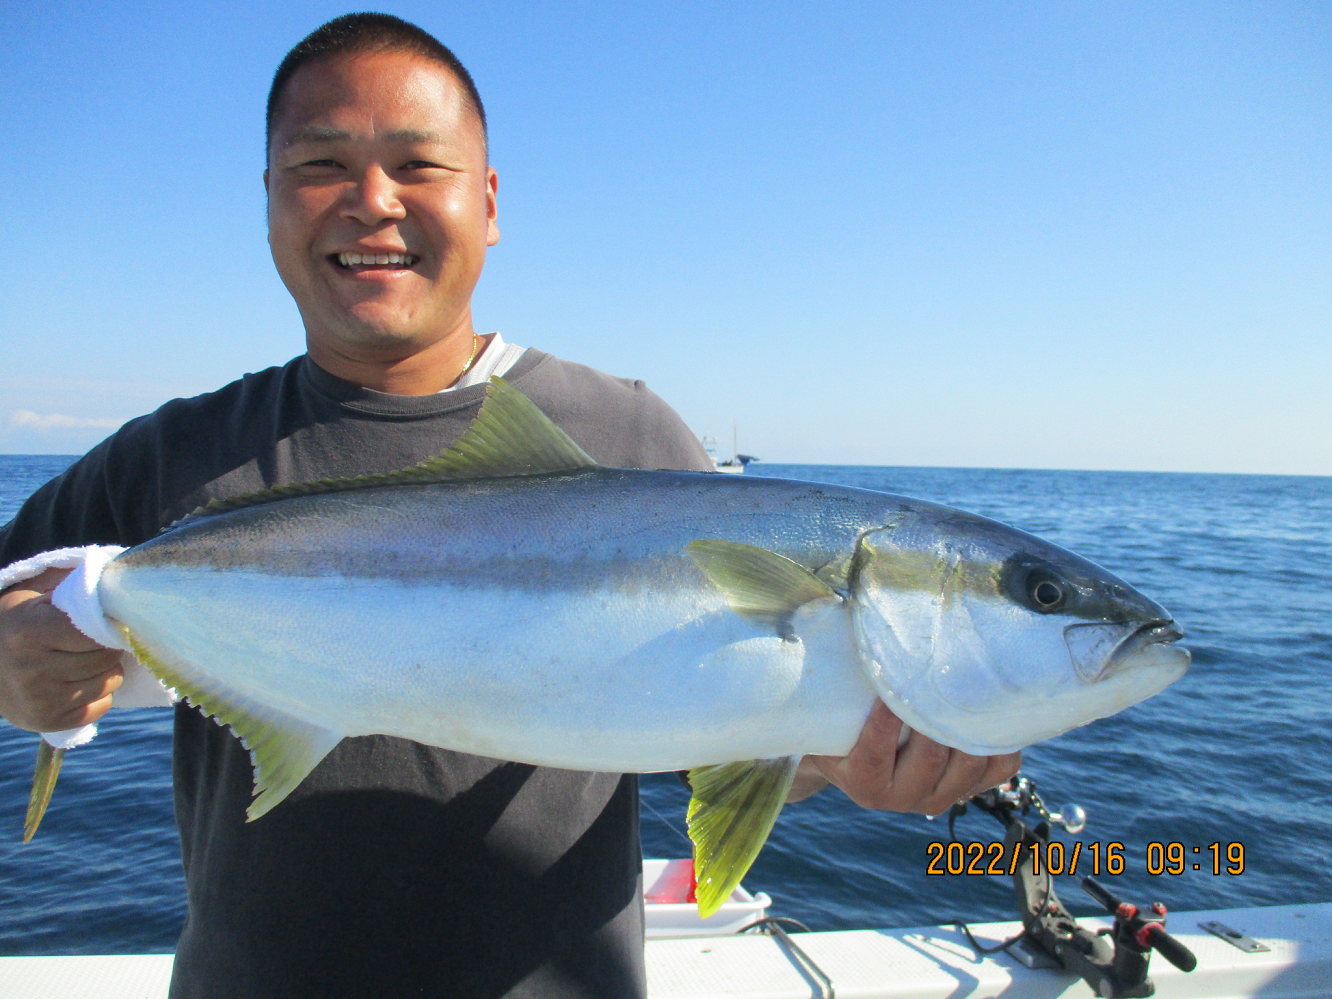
[2,2,1327,472]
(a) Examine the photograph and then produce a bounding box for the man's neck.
[306,326,485,396]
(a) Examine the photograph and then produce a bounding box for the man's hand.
[0,567,123,732]
[788,700,1021,815]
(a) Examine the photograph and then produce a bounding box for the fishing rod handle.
[1140,924,1198,973]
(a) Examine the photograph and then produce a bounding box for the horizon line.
[2,453,1328,481]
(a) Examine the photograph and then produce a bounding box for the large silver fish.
[25,379,1189,914]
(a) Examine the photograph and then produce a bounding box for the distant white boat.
[703,421,758,474]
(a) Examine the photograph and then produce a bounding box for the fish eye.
[999,554,1078,614]
[1032,579,1064,609]
[1025,570,1069,612]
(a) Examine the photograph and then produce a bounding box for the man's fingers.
[13,598,108,654]
[840,699,904,778]
[807,700,905,803]
[2,566,126,732]
[0,566,72,599]
[970,752,1023,798]
[0,644,124,732]
[881,731,954,811]
[61,664,125,703]
[832,712,949,811]
[797,701,1024,814]
[41,648,127,683]
[52,689,119,731]
[36,664,124,728]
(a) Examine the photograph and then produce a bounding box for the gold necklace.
[458,333,482,378]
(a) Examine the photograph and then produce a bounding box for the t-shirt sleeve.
[0,420,162,570]
[618,383,716,472]
[515,355,715,472]
[0,365,297,572]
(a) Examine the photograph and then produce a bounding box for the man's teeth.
[337,252,418,267]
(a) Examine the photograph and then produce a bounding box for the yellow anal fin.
[127,634,342,820]
[687,539,839,638]
[686,755,801,918]
[23,740,64,844]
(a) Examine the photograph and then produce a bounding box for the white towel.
[0,546,176,750]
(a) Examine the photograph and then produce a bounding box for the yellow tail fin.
[23,740,64,843]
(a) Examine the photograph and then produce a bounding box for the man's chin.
[307,316,438,358]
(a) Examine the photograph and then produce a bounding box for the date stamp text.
[924,840,1246,877]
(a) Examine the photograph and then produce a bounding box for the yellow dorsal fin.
[179,377,600,523]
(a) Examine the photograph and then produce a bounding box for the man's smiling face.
[266,50,498,365]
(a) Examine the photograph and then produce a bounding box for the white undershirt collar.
[439,332,527,393]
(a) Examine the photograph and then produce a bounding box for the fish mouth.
[1065,618,1185,682]
[1107,619,1184,673]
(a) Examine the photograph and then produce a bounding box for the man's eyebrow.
[384,129,448,144]
[282,126,452,147]
[286,125,352,145]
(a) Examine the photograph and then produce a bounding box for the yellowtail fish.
[25,379,1189,915]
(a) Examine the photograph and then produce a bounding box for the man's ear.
[486,166,500,247]
[263,169,270,192]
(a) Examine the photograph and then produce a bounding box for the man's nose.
[340,164,406,225]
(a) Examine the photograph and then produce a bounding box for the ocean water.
[1,455,1329,955]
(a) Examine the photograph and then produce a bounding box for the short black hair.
[266,13,487,154]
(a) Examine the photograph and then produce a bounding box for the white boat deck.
[2,902,1327,998]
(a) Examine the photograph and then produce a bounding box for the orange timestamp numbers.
[925,840,1246,877]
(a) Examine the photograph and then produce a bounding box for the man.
[0,14,1019,998]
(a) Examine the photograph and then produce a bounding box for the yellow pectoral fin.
[686,755,801,918]
[23,740,65,844]
[686,540,838,638]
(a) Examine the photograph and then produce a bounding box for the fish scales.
[100,470,897,772]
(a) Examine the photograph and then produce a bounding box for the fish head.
[848,508,1189,755]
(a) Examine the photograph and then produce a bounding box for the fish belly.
[100,564,877,772]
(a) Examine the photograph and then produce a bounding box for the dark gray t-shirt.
[0,349,713,999]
